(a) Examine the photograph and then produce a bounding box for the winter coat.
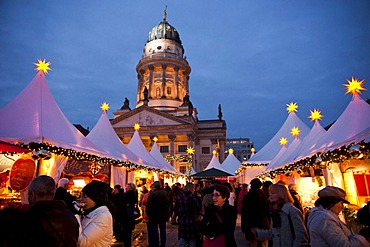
[241,187,270,230]
[256,203,309,247]
[146,188,170,224]
[27,200,79,247]
[307,206,368,247]
[200,202,238,247]
[77,205,113,247]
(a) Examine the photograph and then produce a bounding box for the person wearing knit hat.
[76,180,114,247]
[308,186,370,246]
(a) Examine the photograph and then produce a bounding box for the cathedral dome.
[147,12,182,45]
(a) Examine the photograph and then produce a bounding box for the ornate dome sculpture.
[147,8,182,45]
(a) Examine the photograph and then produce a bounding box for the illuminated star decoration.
[228,148,234,154]
[251,147,255,153]
[286,102,298,113]
[186,147,195,154]
[34,59,51,74]
[279,137,288,146]
[100,102,109,112]
[344,77,366,95]
[134,123,140,131]
[212,150,217,155]
[152,136,158,142]
[290,126,300,137]
[308,109,323,121]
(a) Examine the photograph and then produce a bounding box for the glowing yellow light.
[279,137,288,146]
[212,150,217,155]
[308,109,323,121]
[344,77,366,95]
[100,102,109,112]
[134,123,140,130]
[290,126,300,137]
[153,136,158,142]
[34,59,51,74]
[186,147,195,154]
[228,148,234,154]
[286,102,298,113]
[251,147,255,153]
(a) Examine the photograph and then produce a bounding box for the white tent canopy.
[302,94,370,158]
[246,111,310,165]
[221,152,242,175]
[127,130,167,171]
[0,71,109,158]
[204,153,229,173]
[150,142,181,175]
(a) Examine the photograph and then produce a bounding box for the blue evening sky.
[0,1,369,150]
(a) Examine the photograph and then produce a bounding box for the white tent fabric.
[0,71,110,158]
[263,144,288,172]
[127,130,166,170]
[246,111,310,165]
[204,154,229,173]
[302,94,370,158]
[184,166,197,176]
[221,152,242,175]
[87,112,145,166]
[150,142,181,174]
[264,137,301,172]
[293,120,327,162]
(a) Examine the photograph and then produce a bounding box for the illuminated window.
[180,166,186,174]
[178,145,187,153]
[167,87,171,95]
[201,147,210,154]
[156,87,161,97]
[160,146,169,153]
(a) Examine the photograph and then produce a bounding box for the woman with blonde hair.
[253,183,309,247]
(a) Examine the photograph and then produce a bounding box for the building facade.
[111,11,226,173]
[225,138,254,162]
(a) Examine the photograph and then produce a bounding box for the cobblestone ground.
[112,215,245,247]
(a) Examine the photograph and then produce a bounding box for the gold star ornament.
[279,137,288,146]
[228,148,234,154]
[290,126,300,137]
[186,147,195,154]
[344,77,366,95]
[308,109,323,121]
[100,102,109,112]
[34,59,51,74]
[286,102,298,113]
[134,123,140,131]
[153,136,158,142]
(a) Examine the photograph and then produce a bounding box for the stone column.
[168,135,176,168]
[148,66,154,99]
[175,67,180,99]
[161,64,167,98]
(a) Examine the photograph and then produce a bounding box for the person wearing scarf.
[76,180,114,247]
[254,184,309,247]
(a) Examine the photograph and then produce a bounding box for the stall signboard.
[9,158,36,191]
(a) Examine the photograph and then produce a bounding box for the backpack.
[357,202,370,226]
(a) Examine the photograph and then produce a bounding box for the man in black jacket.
[146,181,170,247]
[28,175,79,247]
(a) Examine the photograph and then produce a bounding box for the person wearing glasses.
[200,183,237,247]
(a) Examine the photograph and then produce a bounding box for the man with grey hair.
[27,175,79,247]
[54,177,77,213]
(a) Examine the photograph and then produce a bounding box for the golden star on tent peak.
[279,137,288,146]
[212,150,217,155]
[152,136,158,142]
[286,102,298,113]
[308,109,323,121]
[34,59,51,74]
[344,77,366,95]
[100,102,109,112]
[290,126,300,137]
[251,147,255,153]
[186,147,195,154]
[134,123,140,130]
[228,148,234,154]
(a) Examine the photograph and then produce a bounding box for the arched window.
[167,87,172,96]
[156,87,161,97]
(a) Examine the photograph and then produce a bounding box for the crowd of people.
[1,175,370,247]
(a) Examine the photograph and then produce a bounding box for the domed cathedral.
[112,8,226,174]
